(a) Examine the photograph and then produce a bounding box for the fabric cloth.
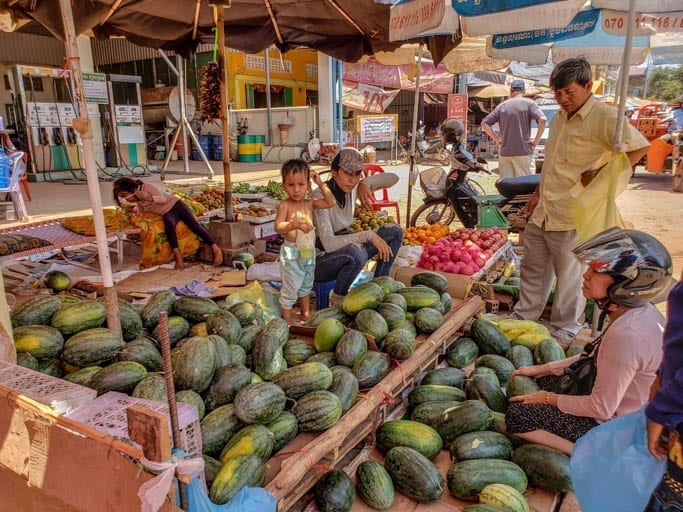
[162,200,215,250]
[498,154,536,178]
[313,183,373,253]
[513,221,586,334]
[169,279,216,298]
[646,281,683,432]
[506,375,599,441]
[0,233,52,256]
[314,224,403,296]
[279,241,315,308]
[133,183,178,217]
[543,304,664,421]
[530,94,649,231]
[483,95,545,157]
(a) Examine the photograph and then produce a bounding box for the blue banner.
[451,0,566,17]
[492,9,600,49]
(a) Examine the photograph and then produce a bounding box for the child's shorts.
[279,241,315,308]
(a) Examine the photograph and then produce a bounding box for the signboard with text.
[358,115,398,144]
[83,72,108,104]
[447,93,468,135]
[343,82,400,114]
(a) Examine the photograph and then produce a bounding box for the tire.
[300,149,312,163]
[410,200,457,227]
[466,178,486,196]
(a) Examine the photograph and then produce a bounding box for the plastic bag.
[570,152,633,244]
[139,449,276,512]
[187,483,276,512]
[570,405,666,512]
[223,281,281,321]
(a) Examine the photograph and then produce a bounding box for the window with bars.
[305,64,318,78]
[244,55,292,73]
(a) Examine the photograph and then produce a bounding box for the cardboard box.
[391,264,472,299]
[390,242,510,299]
[253,221,276,239]
[206,220,255,248]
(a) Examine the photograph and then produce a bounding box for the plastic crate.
[66,391,202,458]
[0,361,96,415]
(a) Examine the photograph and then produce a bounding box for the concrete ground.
[3,154,681,280]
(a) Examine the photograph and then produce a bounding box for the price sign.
[447,93,468,134]
[343,83,399,114]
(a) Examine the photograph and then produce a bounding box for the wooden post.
[215,4,234,222]
[126,406,172,462]
[57,0,121,335]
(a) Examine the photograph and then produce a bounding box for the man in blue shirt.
[662,95,683,142]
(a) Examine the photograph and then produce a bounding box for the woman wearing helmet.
[504,228,672,455]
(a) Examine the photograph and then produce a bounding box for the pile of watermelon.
[9,271,455,505]
[416,227,508,275]
[312,316,577,512]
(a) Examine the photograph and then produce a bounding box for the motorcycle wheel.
[410,201,457,228]
[300,149,312,163]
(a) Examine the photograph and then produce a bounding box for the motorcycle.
[300,130,338,164]
[409,142,539,231]
[399,124,451,166]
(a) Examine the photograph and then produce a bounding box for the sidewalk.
[1,154,416,229]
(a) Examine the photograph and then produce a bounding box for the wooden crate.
[264,296,484,511]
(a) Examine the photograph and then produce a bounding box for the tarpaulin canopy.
[343,58,454,93]
[3,0,460,64]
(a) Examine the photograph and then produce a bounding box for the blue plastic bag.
[139,449,276,512]
[570,406,666,512]
[186,480,276,512]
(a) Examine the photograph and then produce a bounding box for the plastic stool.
[313,280,336,310]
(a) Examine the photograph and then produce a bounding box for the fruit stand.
[0,178,588,512]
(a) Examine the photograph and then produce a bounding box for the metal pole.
[614,0,636,152]
[265,48,273,146]
[405,45,423,228]
[177,55,190,174]
[215,5,234,221]
[57,0,120,334]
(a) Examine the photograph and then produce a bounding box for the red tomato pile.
[416,227,507,275]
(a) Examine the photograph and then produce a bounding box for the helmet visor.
[573,227,644,280]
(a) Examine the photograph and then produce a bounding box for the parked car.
[530,104,560,172]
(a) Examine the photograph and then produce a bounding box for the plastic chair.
[363,163,400,223]
[0,152,28,221]
[312,279,336,310]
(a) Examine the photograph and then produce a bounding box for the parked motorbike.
[410,142,539,230]
[399,124,450,165]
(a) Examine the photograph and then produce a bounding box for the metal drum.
[238,134,264,163]
[141,86,197,126]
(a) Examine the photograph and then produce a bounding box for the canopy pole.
[405,45,423,228]
[215,4,234,221]
[57,0,120,334]
[265,48,273,146]
[614,0,636,153]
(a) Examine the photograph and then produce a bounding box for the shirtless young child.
[275,159,335,325]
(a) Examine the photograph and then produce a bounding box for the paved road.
[4,158,681,278]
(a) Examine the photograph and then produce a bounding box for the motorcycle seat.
[495,174,541,200]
